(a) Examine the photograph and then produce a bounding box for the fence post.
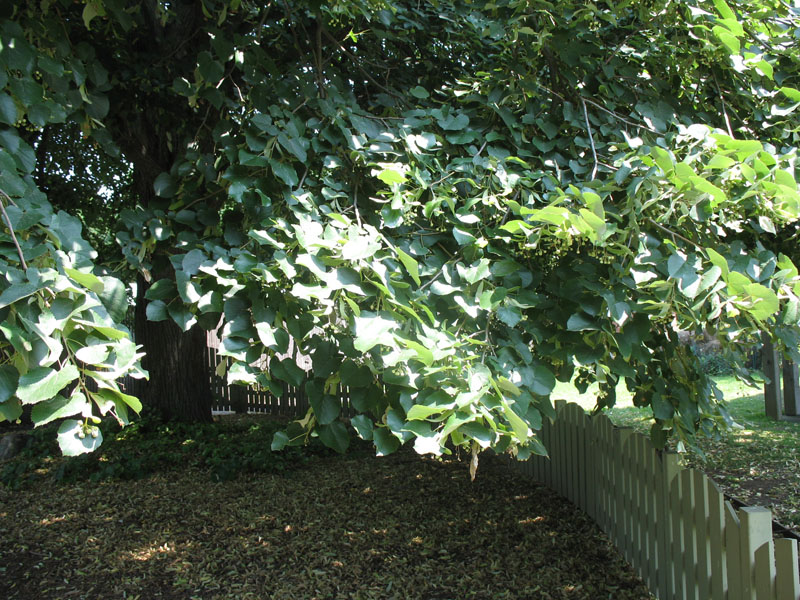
[740,507,773,600]
[763,334,783,420]
[783,360,800,417]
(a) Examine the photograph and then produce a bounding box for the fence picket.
[657,451,680,600]
[775,538,800,600]
[727,501,744,600]
[499,401,800,600]
[707,478,728,600]
[754,540,776,599]
[693,469,712,600]
[681,469,700,600]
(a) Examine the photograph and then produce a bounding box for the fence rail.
[515,400,800,600]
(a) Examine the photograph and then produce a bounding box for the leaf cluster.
[2,0,800,462]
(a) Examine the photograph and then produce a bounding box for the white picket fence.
[514,401,800,600]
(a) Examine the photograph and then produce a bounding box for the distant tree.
[2,0,800,460]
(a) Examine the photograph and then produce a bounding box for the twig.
[183,187,226,211]
[713,73,734,137]
[582,96,658,133]
[254,2,272,44]
[480,315,492,363]
[291,97,310,115]
[321,27,403,100]
[353,184,362,228]
[0,190,28,270]
[604,26,642,65]
[315,21,325,98]
[581,99,598,180]
[646,218,703,250]
[535,82,658,133]
[298,165,309,190]
[419,257,456,292]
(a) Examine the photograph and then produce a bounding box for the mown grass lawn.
[555,375,800,534]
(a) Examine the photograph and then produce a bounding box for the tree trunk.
[130,275,213,423]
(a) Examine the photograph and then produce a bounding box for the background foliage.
[1,0,799,461]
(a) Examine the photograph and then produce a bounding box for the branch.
[646,218,703,251]
[535,82,658,133]
[353,184,362,228]
[419,257,457,292]
[321,27,404,101]
[712,73,734,137]
[581,99,599,180]
[0,190,28,270]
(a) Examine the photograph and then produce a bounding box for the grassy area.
[555,375,800,534]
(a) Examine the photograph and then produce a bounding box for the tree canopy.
[1,0,800,462]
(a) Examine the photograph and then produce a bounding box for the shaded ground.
[0,448,652,600]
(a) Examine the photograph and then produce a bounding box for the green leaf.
[745,283,779,321]
[779,87,800,102]
[351,414,374,440]
[651,394,674,420]
[269,159,298,187]
[377,168,406,185]
[353,312,397,353]
[712,0,736,21]
[197,50,225,82]
[271,430,290,451]
[0,93,18,125]
[271,357,305,387]
[567,312,596,331]
[31,392,88,427]
[713,27,740,54]
[340,360,373,387]
[0,397,22,422]
[314,395,341,425]
[145,300,169,321]
[145,279,177,301]
[65,268,105,294]
[373,427,400,456]
[409,86,429,99]
[97,276,129,323]
[530,365,556,396]
[396,248,420,286]
[57,419,103,456]
[318,421,350,453]
[82,1,104,29]
[497,306,522,327]
[0,364,19,403]
[407,404,446,420]
[75,343,111,365]
[0,282,39,308]
[17,365,79,405]
[153,172,178,198]
[501,400,529,441]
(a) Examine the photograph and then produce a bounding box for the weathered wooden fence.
[515,400,800,600]
[203,334,358,417]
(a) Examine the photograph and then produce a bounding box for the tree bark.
[130,275,213,423]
